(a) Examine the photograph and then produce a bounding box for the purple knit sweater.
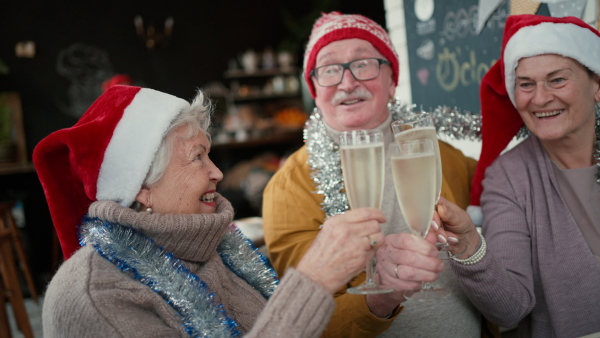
[451,136,600,338]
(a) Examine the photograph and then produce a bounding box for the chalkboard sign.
[404,0,510,113]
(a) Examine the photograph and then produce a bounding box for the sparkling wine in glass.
[340,129,393,295]
[392,113,466,258]
[391,113,442,201]
[390,139,450,300]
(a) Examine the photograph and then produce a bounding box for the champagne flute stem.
[365,257,376,285]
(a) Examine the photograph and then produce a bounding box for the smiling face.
[514,54,600,144]
[312,39,396,131]
[136,125,223,214]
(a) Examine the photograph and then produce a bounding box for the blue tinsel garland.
[79,216,278,338]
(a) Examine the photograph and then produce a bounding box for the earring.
[146,207,153,213]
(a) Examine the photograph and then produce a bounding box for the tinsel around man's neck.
[304,104,406,218]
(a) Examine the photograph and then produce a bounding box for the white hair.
[144,89,213,187]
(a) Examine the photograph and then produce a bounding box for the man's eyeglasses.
[310,58,391,87]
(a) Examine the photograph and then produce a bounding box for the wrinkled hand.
[434,197,480,258]
[376,232,444,290]
[296,208,386,294]
[364,231,444,316]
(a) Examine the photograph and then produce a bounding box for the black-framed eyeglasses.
[310,58,391,87]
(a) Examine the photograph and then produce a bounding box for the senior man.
[263,12,485,337]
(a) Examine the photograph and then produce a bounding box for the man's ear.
[388,78,396,100]
[135,187,152,207]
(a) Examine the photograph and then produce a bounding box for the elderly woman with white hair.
[34,85,392,337]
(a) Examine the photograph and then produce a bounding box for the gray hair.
[145,89,213,187]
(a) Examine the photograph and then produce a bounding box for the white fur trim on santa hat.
[504,22,600,106]
[96,88,189,207]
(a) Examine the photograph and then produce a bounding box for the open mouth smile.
[341,98,364,105]
[200,192,215,203]
[534,109,563,118]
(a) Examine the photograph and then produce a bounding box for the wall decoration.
[405,0,509,113]
[56,44,113,118]
[415,0,436,22]
[476,0,505,34]
[547,0,587,17]
[510,0,541,15]
[15,41,36,58]
[134,15,174,49]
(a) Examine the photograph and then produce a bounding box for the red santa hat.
[33,85,189,259]
[468,14,600,225]
[303,11,399,98]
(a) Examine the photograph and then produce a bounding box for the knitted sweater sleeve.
[247,268,335,337]
[262,147,398,337]
[450,147,536,328]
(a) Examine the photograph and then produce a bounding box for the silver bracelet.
[452,232,486,265]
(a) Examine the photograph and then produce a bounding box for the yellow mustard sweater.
[263,141,477,337]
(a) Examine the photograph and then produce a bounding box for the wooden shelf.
[231,92,300,102]
[212,129,303,150]
[0,162,35,175]
[224,68,299,79]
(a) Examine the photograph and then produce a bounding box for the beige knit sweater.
[42,195,335,337]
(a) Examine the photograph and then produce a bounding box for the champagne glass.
[340,129,393,295]
[390,140,450,301]
[391,113,442,200]
[391,113,466,258]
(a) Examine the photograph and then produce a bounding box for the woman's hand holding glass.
[391,113,468,258]
[388,139,450,300]
[296,208,386,295]
[433,197,482,260]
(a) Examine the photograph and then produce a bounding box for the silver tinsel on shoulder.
[387,99,533,141]
[79,217,278,338]
[304,109,347,217]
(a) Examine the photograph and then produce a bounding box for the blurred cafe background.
[0,0,598,336]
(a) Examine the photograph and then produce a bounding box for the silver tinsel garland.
[80,217,278,338]
[388,100,533,142]
[305,100,600,216]
[305,105,407,217]
[304,109,347,217]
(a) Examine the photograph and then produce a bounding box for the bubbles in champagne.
[391,151,436,237]
[340,142,385,209]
